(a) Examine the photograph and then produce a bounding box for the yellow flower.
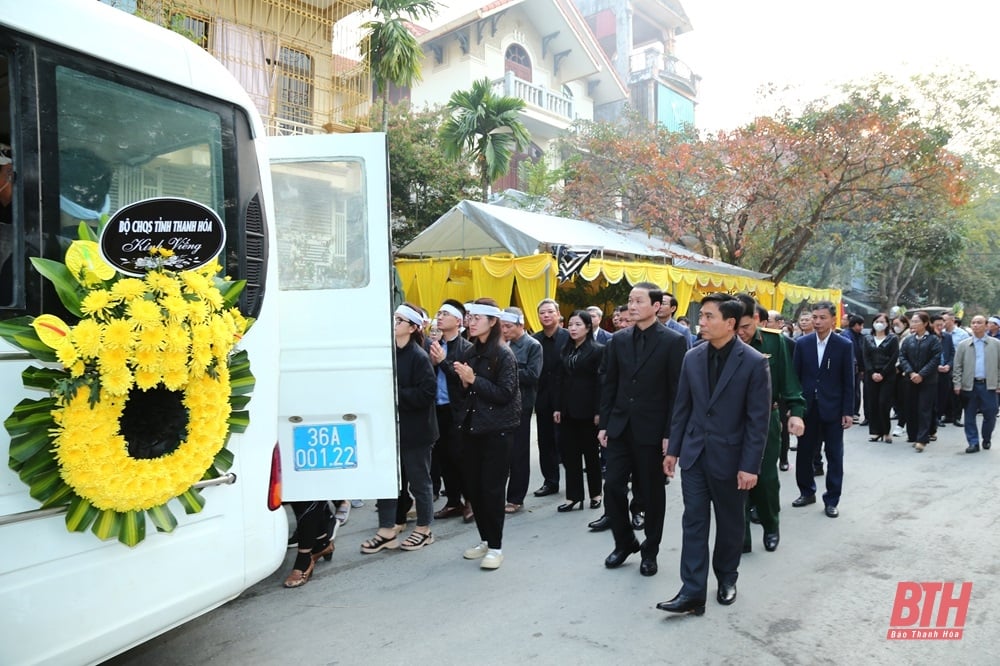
[65,240,116,286]
[159,294,190,322]
[71,319,103,359]
[111,278,147,301]
[81,289,115,320]
[126,299,163,328]
[201,288,223,311]
[99,346,130,370]
[181,271,212,298]
[55,341,79,367]
[186,299,208,323]
[102,367,134,395]
[135,325,167,353]
[134,368,161,390]
[102,319,135,349]
[163,323,190,352]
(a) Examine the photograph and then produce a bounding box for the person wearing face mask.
[862,313,899,443]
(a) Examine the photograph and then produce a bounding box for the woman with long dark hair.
[899,311,942,452]
[453,298,521,570]
[862,312,899,443]
[553,310,605,512]
[891,315,911,437]
[360,303,438,554]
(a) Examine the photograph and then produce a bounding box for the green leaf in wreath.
[214,278,247,309]
[76,221,99,242]
[9,425,56,466]
[30,257,84,317]
[214,447,235,472]
[65,496,99,532]
[22,366,71,392]
[92,509,122,541]
[17,448,57,484]
[118,510,146,547]
[177,488,206,515]
[28,467,71,507]
[228,410,250,434]
[147,504,178,533]
[0,317,59,362]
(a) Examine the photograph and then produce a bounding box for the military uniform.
[744,327,806,549]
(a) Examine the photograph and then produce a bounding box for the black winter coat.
[899,333,942,385]
[454,340,521,434]
[553,339,604,420]
[396,340,438,449]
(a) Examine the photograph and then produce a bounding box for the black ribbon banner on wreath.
[553,245,595,282]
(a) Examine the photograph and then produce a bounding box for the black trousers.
[906,380,937,444]
[604,430,666,557]
[679,452,747,598]
[558,416,602,502]
[462,429,513,549]
[435,405,464,508]
[867,376,895,437]
[506,406,533,505]
[535,401,561,489]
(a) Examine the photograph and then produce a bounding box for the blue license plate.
[292,423,358,471]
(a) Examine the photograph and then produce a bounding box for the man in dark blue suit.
[599,282,687,576]
[792,301,855,518]
[587,305,614,344]
[658,293,771,615]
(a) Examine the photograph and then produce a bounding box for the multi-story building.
[403,0,629,192]
[109,0,374,135]
[574,0,698,129]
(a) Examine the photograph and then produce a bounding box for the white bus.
[0,3,396,664]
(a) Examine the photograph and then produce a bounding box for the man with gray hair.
[952,314,1000,453]
[500,307,543,512]
[587,305,613,344]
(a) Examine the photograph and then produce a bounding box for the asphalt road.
[107,418,998,665]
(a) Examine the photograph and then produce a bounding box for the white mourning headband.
[466,303,503,318]
[395,304,424,326]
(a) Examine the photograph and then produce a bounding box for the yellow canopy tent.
[395,201,841,332]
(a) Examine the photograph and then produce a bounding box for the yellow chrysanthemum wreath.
[2,224,254,546]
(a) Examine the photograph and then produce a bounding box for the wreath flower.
[2,225,255,546]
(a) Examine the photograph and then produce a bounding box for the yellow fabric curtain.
[396,258,453,312]
[471,257,515,308]
[513,256,556,332]
[395,261,422,307]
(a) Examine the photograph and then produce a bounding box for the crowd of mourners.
[280,290,1000,612]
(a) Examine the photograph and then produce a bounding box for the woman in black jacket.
[898,311,942,452]
[862,312,899,443]
[453,297,521,570]
[360,303,438,554]
[553,310,605,512]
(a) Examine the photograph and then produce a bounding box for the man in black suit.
[659,293,771,615]
[599,282,687,576]
[587,305,613,344]
[532,298,570,497]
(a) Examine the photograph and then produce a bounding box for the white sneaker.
[480,549,503,569]
[892,426,904,437]
[463,541,488,560]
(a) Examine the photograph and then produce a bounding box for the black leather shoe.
[657,593,706,615]
[631,511,645,530]
[588,514,611,531]
[604,541,641,568]
[953,420,963,427]
[984,440,992,450]
[717,583,737,605]
[792,495,816,507]
[742,542,752,554]
[764,530,779,552]
[824,505,839,518]
[639,557,658,576]
[779,461,789,471]
[813,466,824,477]
[966,444,981,453]
[533,484,558,497]
[748,506,761,524]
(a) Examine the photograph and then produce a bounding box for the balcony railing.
[630,50,699,96]
[492,71,573,122]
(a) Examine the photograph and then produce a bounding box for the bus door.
[269,133,399,501]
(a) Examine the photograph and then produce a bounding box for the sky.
[674,0,1000,132]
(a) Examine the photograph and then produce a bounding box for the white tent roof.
[397,200,771,280]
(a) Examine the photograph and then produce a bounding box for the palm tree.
[440,78,531,202]
[364,0,437,131]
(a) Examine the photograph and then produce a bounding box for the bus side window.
[57,147,111,237]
